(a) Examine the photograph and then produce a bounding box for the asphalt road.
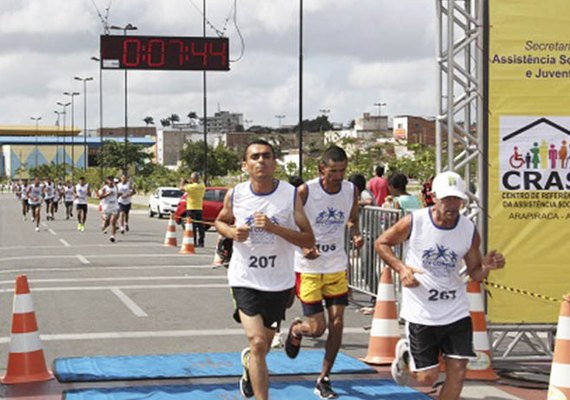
[0,193,544,399]
[0,193,376,398]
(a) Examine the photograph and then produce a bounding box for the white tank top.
[75,184,89,204]
[28,184,43,205]
[228,180,298,291]
[20,185,28,200]
[64,187,74,202]
[101,185,119,212]
[44,182,54,199]
[401,207,475,325]
[294,178,355,274]
[117,182,132,205]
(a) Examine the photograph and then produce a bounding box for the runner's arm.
[215,189,245,241]
[375,214,421,287]
[347,185,364,248]
[465,230,506,282]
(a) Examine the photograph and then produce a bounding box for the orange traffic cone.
[164,214,178,247]
[1,275,53,384]
[548,294,570,400]
[361,266,400,365]
[465,281,498,380]
[179,217,195,254]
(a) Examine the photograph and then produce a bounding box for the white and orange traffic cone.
[179,217,196,254]
[548,294,570,400]
[1,275,53,384]
[465,281,498,380]
[164,214,178,247]
[361,266,400,365]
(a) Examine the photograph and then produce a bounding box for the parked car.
[148,187,184,218]
[174,187,227,230]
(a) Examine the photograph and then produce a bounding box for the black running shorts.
[406,316,476,371]
[231,286,294,329]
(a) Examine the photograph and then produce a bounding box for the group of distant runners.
[12,175,135,242]
[215,139,506,400]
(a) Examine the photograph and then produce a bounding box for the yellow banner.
[488,0,570,322]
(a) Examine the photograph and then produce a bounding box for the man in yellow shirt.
[180,172,206,247]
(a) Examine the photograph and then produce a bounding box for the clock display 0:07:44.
[100,35,230,71]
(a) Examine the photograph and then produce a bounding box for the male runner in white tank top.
[215,140,315,400]
[285,145,364,399]
[27,177,44,232]
[375,171,506,400]
[75,177,90,232]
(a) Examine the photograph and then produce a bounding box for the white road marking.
[59,239,71,247]
[76,254,90,264]
[48,228,57,236]
[0,327,368,344]
[0,276,227,285]
[0,243,163,251]
[110,288,148,317]
[0,264,216,274]
[0,283,228,293]
[0,253,210,263]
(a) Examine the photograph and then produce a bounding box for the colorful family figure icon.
[509,140,570,169]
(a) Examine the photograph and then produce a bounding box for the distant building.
[201,111,243,134]
[156,129,224,167]
[355,113,389,132]
[392,116,436,145]
[97,126,156,139]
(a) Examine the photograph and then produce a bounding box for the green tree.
[143,116,154,126]
[99,140,151,172]
[179,141,240,178]
[160,118,171,127]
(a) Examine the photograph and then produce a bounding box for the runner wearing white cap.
[375,171,506,400]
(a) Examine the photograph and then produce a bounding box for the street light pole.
[298,0,304,179]
[64,91,80,178]
[373,102,387,130]
[74,77,94,170]
[109,23,138,175]
[91,56,104,180]
[30,116,42,169]
[57,102,71,179]
[54,111,63,172]
[275,114,285,128]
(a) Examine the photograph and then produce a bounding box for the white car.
[148,187,183,218]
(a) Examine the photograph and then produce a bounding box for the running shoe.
[126,224,129,232]
[77,223,81,231]
[109,236,116,243]
[239,347,254,398]
[391,338,411,386]
[80,224,85,232]
[271,333,284,348]
[285,318,303,359]
[35,227,40,232]
[314,376,338,399]
[120,226,125,234]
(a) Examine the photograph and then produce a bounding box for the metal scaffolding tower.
[436,0,486,236]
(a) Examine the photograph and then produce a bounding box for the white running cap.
[432,171,468,200]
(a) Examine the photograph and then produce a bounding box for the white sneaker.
[35,227,40,232]
[271,333,284,348]
[391,339,411,386]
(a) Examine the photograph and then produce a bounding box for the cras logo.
[500,116,570,191]
[422,244,459,278]
[244,214,280,244]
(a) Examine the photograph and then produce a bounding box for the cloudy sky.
[0,0,437,131]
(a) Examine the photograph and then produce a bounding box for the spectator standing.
[386,173,422,212]
[180,172,206,247]
[367,165,389,206]
[349,173,377,206]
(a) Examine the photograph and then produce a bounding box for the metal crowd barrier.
[346,206,403,299]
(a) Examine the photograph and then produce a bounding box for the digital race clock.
[100,35,230,71]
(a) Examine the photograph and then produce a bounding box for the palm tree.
[160,118,171,127]
[187,111,198,120]
[143,116,154,126]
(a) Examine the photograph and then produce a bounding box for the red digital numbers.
[101,35,229,71]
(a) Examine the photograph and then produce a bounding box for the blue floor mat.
[54,350,373,382]
[63,379,430,400]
